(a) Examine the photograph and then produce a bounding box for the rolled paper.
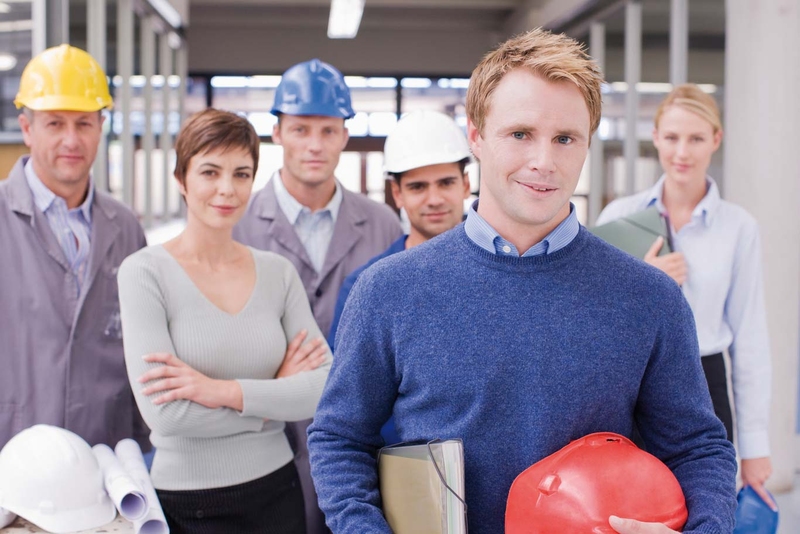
[0,507,15,529]
[92,444,148,521]
[115,440,169,534]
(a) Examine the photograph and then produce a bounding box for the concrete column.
[177,45,188,123]
[45,0,68,48]
[670,0,688,85]
[141,16,156,229]
[117,0,134,207]
[159,33,173,219]
[588,21,605,225]
[87,0,108,192]
[623,1,641,196]
[724,0,800,492]
[31,0,45,55]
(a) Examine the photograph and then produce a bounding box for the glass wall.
[0,0,32,133]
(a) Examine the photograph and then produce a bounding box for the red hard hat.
[506,432,688,533]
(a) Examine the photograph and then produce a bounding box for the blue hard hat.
[271,59,355,119]
[733,486,779,534]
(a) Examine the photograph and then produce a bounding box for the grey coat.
[233,176,402,338]
[0,156,149,450]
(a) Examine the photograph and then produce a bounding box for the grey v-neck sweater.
[118,245,331,491]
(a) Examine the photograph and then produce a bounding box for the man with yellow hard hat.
[0,45,149,451]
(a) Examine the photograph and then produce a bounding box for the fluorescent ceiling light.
[167,31,182,50]
[148,0,182,29]
[367,77,397,88]
[0,3,10,14]
[344,76,366,88]
[0,53,16,71]
[438,78,470,89]
[328,0,365,39]
[0,19,32,32]
[400,78,432,89]
[249,75,282,88]
[608,82,674,93]
[210,76,249,89]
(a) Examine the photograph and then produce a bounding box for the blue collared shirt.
[273,170,343,273]
[464,200,580,257]
[596,175,771,459]
[24,159,93,295]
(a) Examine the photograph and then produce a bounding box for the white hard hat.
[0,425,116,533]
[383,110,471,174]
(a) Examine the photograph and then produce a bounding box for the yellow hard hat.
[14,44,113,112]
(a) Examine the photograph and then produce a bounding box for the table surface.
[1,514,135,533]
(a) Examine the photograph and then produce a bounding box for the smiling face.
[391,162,470,246]
[467,68,590,248]
[653,104,722,188]
[179,147,255,231]
[272,114,349,189]
[19,109,103,192]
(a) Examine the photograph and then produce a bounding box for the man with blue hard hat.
[234,58,401,534]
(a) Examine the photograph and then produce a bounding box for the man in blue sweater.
[308,28,737,534]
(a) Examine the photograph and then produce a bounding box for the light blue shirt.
[273,170,343,273]
[24,159,93,295]
[597,175,771,459]
[464,200,580,257]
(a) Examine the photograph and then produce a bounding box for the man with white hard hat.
[233,58,401,534]
[0,46,148,451]
[328,110,472,353]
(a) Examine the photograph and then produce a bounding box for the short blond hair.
[466,28,604,136]
[654,84,722,134]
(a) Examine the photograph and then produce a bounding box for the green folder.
[590,206,672,259]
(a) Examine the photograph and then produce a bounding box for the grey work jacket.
[233,175,402,338]
[0,156,149,450]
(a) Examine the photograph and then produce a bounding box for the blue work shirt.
[329,234,408,349]
[464,199,580,257]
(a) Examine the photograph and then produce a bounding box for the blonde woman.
[119,109,331,533]
[597,84,773,508]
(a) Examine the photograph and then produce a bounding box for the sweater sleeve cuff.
[236,376,322,420]
[737,430,770,459]
[237,378,268,418]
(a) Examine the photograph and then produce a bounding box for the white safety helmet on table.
[0,425,116,533]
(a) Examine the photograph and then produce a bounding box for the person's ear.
[272,123,282,146]
[712,128,723,151]
[390,179,404,209]
[18,113,33,148]
[467,118,482,162]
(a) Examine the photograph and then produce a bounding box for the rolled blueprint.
[92,444,147,521]
[0,507,15,529]
[115,439,169,534]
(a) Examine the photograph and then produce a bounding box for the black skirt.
[156,461,306,534]
[701,352,734,442]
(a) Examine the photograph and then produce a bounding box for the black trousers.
[156,461,305,534]
[632,352,733,449]
[701,352,734,442]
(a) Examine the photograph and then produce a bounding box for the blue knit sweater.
[308,225,737,534]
